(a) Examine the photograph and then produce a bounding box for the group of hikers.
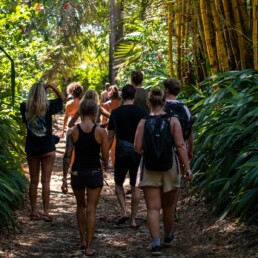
[20,70,193,256]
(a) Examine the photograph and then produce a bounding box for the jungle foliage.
[190,69,258,224]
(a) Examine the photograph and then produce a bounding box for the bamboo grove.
[167,0,258,83]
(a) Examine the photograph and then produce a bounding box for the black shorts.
[71,168,103,190]
[114,152,141,186]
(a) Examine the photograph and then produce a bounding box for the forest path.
[0,116,258,258]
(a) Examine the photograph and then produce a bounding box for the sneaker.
[151,245,162,256]
[164,233,174,246]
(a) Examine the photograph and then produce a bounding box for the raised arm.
[45,83,66,101]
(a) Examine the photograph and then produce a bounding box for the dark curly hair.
[66,82,83,98]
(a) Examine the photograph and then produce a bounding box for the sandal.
[30,214,41,221]
[85,250,95,256]
[41,214,53,222]
[116,216,129,225]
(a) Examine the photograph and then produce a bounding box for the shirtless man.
[61,82,83,138]
[100,82,110,105]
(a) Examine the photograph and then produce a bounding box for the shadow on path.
[0,115,258,258]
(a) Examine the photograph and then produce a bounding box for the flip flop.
[116,216,129,225]
[41,214,53,222]
[30,214,41,221]
[85,250,96,256]
[80,245,86,251]
[130,224,140,229]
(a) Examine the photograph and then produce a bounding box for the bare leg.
[73,188,87,248]
[161,189,178,235]
[115,184,128,218]
[41,151,55,216]
[85,187,102,256]
[130,186,140,227]
[143,187,162,239]
[27,156,40,216]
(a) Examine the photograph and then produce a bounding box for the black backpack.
[164,101,193,140]
[143,114,173,171]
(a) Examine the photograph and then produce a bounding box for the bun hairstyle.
[108,85,120,99]
[147,88,166,109]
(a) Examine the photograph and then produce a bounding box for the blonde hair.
[108,85,120,99]
[147,88,165,109]
[79,99,99,120]
[26,83,48,118]
[82,89,99,104]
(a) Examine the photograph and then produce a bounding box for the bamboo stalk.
[199,0,217,73]
[181,0,186,79]
[194,0,207,78]
[192,2,199,81]
[231,0,246,69]
[175,0,182,79]
[217,0,234,69]
[211,0,229,71]
[238,0,249,32]
[167,1,174,77]
[253,0,258,69]
[221,0,239,69]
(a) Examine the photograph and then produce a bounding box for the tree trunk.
[109,0,124,84]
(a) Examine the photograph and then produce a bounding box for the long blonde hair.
[81,89,99,104]
[26,83,49,118]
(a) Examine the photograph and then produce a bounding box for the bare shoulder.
[69,124,78,135]
[170,116,180,125]
[95,125,107,135]
[138,118,146,128]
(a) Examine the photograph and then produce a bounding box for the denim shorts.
[71,168,103,189]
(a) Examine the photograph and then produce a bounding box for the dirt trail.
[0,116,258,258]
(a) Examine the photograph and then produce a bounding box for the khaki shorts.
[136,152,180,193]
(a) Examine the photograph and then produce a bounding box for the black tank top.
[72,124,101,171]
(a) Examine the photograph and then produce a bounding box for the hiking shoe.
[151,245,162,256]
[164,233,174,246]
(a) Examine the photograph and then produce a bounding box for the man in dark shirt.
[131,70,149,113]
[108,84,147,228]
